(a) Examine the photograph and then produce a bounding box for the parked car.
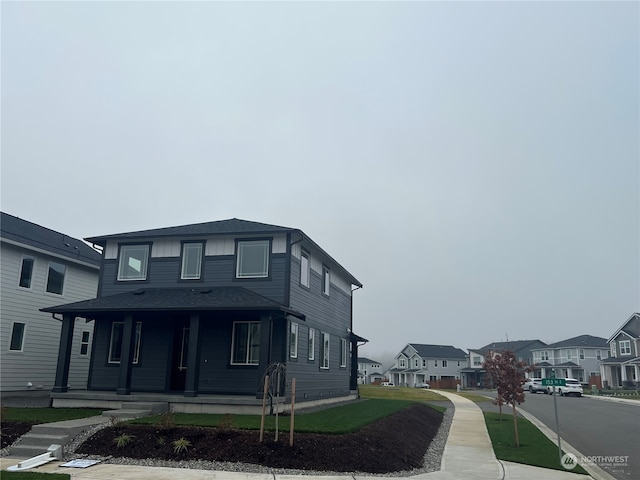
[381,382,395,387]
[548,378,583,397]
[415,382,430,389]
[524,377,547,393]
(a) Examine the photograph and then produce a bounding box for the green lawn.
[132,398,416,433]
[358,384,446,402]
[484,412,588,474]
[1,472,70,480]
[1,408,102,423]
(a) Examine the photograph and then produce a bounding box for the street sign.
[542,378,566,387]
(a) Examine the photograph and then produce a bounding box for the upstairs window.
[231,321,260,365]
[46,262,66,295]
[236,240,270,278]
[596,349,601,360]
[611,343,617,357]
[322,266,330,296]
[118,244,149,281]
[108,321,142,364]
[181,242,203,280]
[19,257,34,288]
[620,340,631,356]
[289,322,298,358]
[300,250,310,287]
[9,322,26,352]
[442,360,448,367]
[579,349,585,360]
[399,357,406,368]
[566,349,573,360]
[473,357,481,366]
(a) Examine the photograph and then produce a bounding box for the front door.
[170,320,190,391]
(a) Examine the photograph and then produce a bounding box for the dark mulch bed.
[1,422,35,450]
[75,404,443,473]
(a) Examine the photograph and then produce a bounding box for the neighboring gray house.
[531,334,608,383]
[357,357,383,385]
[42,218,366,412]
[460,339,546,389]
[600,313,640,389]
[388,344,467,387]
[1,212,101,392]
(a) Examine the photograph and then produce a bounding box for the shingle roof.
[1,212,101,267]
[41,286,304,318]
[542,335,608,349]
[358,357,380,364]
[85,218,294,244]
[409,344,467,359]
[478,340,545,353]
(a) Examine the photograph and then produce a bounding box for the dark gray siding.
[99,254,287,304]
[286,257,352,401]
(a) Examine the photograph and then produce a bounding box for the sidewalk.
[1,390,594,480]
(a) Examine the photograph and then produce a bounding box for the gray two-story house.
[42,218,365,412]
[600,313,640,389]
[388,344,467,387]
[1,212,101,393]
[530,335,608,384]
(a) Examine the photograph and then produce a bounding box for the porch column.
[621,365,628,383]
[52,313,75,393]
[117,314,136,395]
[257,314,272,397]
[184,313,201,398]
[350,337,358,390]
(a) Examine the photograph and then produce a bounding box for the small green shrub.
[172,437,191,454]
[113,433,134,448]
[217,413,234,432]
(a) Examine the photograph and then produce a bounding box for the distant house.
[460,340,546,389]
[357,357,383,385]
[42,218,365,412]
[600,313,640,389]
[530,335,608,383]
[0,212,101,392]
[388,344,466,387]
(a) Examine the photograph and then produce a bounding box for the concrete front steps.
[10,402,168,458]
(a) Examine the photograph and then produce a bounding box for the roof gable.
[1,212,101,267]
[608,313,640,343]
[478,339,545,354]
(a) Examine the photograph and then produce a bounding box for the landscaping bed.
[75,403,443,473]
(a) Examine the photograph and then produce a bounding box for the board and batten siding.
[0,242,99,391]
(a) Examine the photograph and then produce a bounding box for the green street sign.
[542,378,566,387]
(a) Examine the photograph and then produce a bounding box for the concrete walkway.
[1,390,594,480]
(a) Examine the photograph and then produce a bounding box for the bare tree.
[483,350,530,447]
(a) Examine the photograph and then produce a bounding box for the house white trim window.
[611,342,617,357]
[340,338,347,368]
[473,357,482,366]
[9,322,26,352]
[108,321,142,364]
[596,349,602,360]
[46,261,66,295]
[181,242,203,280]
[290,322,298,358]
[399,357,406,368]
[321,332,330,369]
[300,250,310,288]
[422,359,427,368]
[322,266,330,296]
[619,340,631,356]
[442,360,448,367]
[231,321,261,365]
[434,360,438,367]
[118,244,149,281]
[308,328,315,361]
[541,351,549,361]
[236,239,270,278]
[414,358,420,368]
[80,331,91,356]
[567,349,573,361]
[19,256,34,288]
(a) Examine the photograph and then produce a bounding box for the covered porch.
[601,357,640,389]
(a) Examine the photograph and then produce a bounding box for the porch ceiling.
[40,286,305,319]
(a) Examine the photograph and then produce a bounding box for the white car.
[524,377,546,393]
[547,378,583,397]
[380,381,395,387]
[415,382,430,389]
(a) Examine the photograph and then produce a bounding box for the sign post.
[542,377,566,464]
